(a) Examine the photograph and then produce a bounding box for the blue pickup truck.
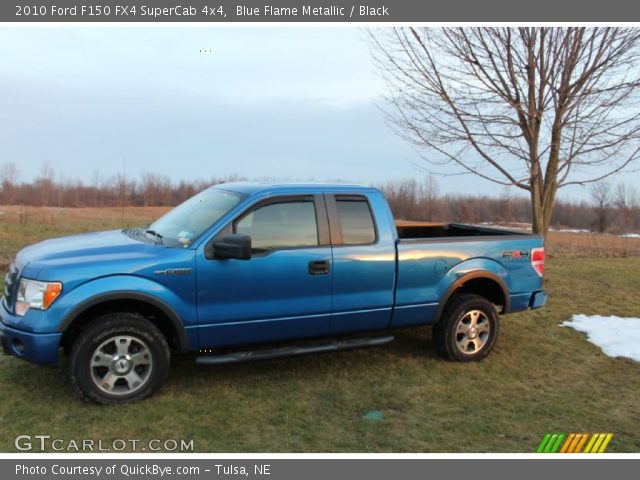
[1,182,546,404]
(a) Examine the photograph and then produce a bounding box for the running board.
[195,335,394,366]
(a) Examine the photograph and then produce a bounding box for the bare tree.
[590,181,611,232]
[91,169,102,207]
[370,27,640,236]
[382,175,440,221]
[499,187,515,223]
[615,182,638,231]
[0,161,20,205]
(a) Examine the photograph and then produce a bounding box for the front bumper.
[0,302,61,364]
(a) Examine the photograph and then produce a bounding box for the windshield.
[147,187,245,247]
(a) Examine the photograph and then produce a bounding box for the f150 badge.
[153,268,192,276]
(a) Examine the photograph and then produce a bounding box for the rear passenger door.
[326,193,397,334]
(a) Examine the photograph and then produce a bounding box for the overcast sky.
[0,27,633,201]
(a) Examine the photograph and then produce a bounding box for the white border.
[1,453,639,458]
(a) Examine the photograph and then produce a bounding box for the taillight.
[531,247,544,277]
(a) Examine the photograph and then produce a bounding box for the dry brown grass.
[0,205,169,270]
[0,205,170,224]
[546,231,640,258]
[477,221,640,258]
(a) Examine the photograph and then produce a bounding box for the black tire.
[433,293,499,362]
[69,312,170,405]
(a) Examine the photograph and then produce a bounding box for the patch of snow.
[620,233,640,239]
[549,228,592,234]
[561,314,640,362]
[478,222,530,231]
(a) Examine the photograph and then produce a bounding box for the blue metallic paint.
[329,191,397,334]
[196,246,334,348]
[0,320,61,364]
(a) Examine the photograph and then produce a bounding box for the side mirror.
[206,234,252,260]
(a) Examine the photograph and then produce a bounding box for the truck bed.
[394,220,530,240]
[390,219,543,330]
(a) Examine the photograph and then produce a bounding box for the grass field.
[1,206,639,452]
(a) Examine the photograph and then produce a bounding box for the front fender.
[57,275,196,351]
[17,275,195,347]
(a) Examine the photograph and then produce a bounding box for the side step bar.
[195,335,394,366]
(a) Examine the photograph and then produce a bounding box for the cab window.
[335,196,376,245]
[235,200,319,251]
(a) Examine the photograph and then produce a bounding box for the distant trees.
[140,172,174,207]
[590,182,612,233]
[581,181,638,233]
[382,177,532,225]
[381,175,440,221]
[0,163,638,233]
[0,162,239,209]
[0,161,19,205]
[615,183,638,231]
[381,177,638,233]
[34,162,55,207]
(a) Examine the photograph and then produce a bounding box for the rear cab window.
[334,195,377,245]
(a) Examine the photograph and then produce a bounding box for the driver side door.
[195,194,333,349]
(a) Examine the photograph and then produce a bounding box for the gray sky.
[0,27,633,201]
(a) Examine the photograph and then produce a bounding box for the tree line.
[0,162,243,209]
[382,177,639,233]
[1,162,637,233]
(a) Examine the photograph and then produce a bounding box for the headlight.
[15,279,62,316]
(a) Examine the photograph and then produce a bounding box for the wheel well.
[61,299,182,355]
[439,277,507,321]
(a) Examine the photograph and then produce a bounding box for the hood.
[19,230,141,264]
[16,230,192,288]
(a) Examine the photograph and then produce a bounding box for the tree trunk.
[530,188,544,236]
[530,181,558,240]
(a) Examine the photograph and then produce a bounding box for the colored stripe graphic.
[598,433,613,453]
[573,433,589,453]
[536,434,552,453]
[543,434,558,453]
[537,433,613,453]
[584,433,598,453]
[564,433,587,453]
[536,433,565,453]
[584,433,614,453]
[559,433,575,453]
[550,434,565,453]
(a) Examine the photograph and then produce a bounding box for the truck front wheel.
[69,313,170,405]
[433,293,499,362]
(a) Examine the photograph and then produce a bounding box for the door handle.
[308,260,330,275]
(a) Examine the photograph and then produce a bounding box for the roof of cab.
[213,181,380,195]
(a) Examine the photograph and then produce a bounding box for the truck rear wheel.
[69,313,170,405]
[433,293,499,362]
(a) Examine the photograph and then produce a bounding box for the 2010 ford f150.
[1,182,547,404]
